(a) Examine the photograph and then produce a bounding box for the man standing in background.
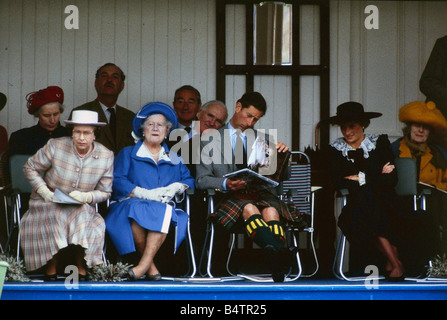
[69,63,135,155]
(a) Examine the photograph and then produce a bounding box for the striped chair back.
[280,152,311,215]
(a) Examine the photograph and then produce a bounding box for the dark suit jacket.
[69,100,135,155]
[195,124,281,190]
[420,35,447,119]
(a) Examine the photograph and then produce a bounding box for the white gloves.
[161,182,188,203]
[133,186,168,202]
[133,183,188,203]
[69,191,93,204]
[37,185,54,202]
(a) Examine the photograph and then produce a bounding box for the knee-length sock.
[244,214,283,250]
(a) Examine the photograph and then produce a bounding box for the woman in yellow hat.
[392,101,447,190]
[391,101,447,267]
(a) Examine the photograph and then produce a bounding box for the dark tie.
[235,132,247,169]
[108,108,116,141]
[184,126,192,138]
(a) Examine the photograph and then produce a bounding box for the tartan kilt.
[212,190,299,230]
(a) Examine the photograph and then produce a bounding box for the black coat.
[7,122,69,157]
[329,134,399,247]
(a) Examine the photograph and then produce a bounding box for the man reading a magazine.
[195,92,301,282]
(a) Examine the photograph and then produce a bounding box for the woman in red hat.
[327,102,405,281]
[6,86,69,158]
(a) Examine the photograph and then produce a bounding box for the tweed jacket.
[24,136,114,204]
[420,35,447,119]
[70,100,135,155]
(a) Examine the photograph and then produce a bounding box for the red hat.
[26,86,64,115]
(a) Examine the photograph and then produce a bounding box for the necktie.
[108,108,116,142]
[184,126,192,139]
[235,131,247,169]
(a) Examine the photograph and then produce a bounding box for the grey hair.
[200,100,229,123]
[140,114,174,133]
[34,102,65,118]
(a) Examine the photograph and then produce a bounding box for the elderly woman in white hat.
[21,110,114,280]
[391,101,447,265]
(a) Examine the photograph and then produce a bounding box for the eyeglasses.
[72,130,94,138]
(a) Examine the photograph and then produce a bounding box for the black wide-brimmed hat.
[327,101,382,125]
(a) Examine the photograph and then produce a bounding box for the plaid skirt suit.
[20,137,114,271]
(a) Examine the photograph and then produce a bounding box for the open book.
[53,188,83,204]
[224,168,279,191]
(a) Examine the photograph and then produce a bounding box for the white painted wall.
[330,0,447,144]
[1,0,447,150]
[0,0,216,134]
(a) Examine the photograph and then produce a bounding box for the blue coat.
[105,140,195,255]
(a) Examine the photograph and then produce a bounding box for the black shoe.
[263,245,285,283]
[79,274,88,281]
[44,274,58,281]
[146,273,162,281]
[127,268,147,281]
[127,268,138,281]
[387,274,406,282]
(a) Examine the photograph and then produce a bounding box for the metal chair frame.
[332,189,381,281]
[279,151,320,278]
[142,189,197,281]
[200,151,320,282]
[333,158,431,281]
[5,154,32,261]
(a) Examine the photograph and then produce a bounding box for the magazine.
[418,182,447,194]
[224,168,279,191]
[53,188,83,204]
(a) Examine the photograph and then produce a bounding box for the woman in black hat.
[327,102,405,281]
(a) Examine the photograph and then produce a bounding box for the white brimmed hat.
[65,110,106,127]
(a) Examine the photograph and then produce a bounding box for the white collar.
[136,144,171,162]
[227,122,246,138]
[330,134,379,161]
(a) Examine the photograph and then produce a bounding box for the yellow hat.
[399,101,447,133]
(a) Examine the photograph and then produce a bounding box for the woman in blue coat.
[106,102,194,281]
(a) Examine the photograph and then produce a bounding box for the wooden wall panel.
[0,0,216,135]
[1,0,447,150]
